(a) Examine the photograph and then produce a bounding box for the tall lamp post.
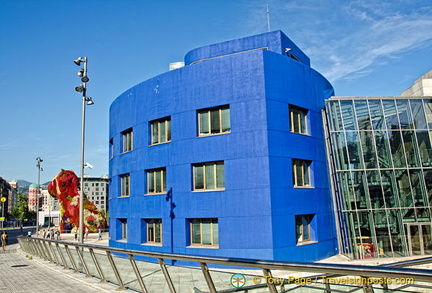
[74,57,94,243]
[36,157,43,237]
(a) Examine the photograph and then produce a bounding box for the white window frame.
[198,105,230,136]
[122,128,133,153]
[193,161,225,191]
[146,168,166,194]
[189,218,219,246]
[150,117,171,145]
[289,105,308,135]
[146,219,162,243]
[120,173,130,197]
[292,159,311,187]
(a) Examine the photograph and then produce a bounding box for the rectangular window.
[146,168,166,194]
[122,128,133,153]
[290,105,308,135]
[120,173,130,197]
[193,161,224,191]
[190,218,218,246]
[292,159,311,187]
[150,117,171,145]
[295,214,314,243]
[146,219,162,243]
[109,138,114,159]
[198,105,230,136]
[119,218,128,241]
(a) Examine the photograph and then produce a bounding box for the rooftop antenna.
[266,2,271,32]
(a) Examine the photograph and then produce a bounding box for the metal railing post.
[89,248,106,283]
[106,251,126,290]
[75,246,91,277]
[128,254,148,293]
[48,242,60,265]
[158,258,176,293]
[200,263,217,293]
[55,243,69,269]
[64,244,79,273]
[263,268,278,293]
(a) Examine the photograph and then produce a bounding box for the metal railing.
[18,236,432,293]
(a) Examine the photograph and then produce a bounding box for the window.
[290,105,308,135]
[146,219,162,243]
[146,168,166,194]
[120,174,130,197]
[109,138,114,159]
[190,218,218,246]
[295,214,314,244]
[119,218,128,241]
[150,117,171,145]
[122,128,133,153]
[198,105,230,136]
[193,161,224,191]
[292,159,311,187]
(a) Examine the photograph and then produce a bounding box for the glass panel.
[216,162,224,188]
[369,100,384,130]
[388,209,407,257]
[162,169,166,192]
[210,109,220,134]
[410,225,421,255]
[191,220,201,244]
[416,131,432,167]
[367,170,383,209]
[402,131,420,167]
[355,100,371,130]
[148,172,155,193]
[346,132,363,169]
[353,171,368,209]
[205,163,215,189]
[424,99,432,128]
[380,170,398,208]
[333,132,348,170]
[160,121,166,142]
[423,170,432,206]
[302,216,310,240]
[410,169,426,207]
[152,122,158,144]
[291,108,300,133]
[300,110,307,134]
[382,100,399,130]
[360,131,377,168]
[199,111,209,135]
[341,172,355,210]
[410,100,427,129]
[167,119,171,141]
[194,165,204,189]
[155,221,161,242]
[388,131,407,168]
[303,161,310,186]
[155,170,162,192]
[202,219,212,245]
[221,107,230,132]
[423,224,432,255]
[375,131,392,169]
[148,222,154,242]
[213,221,219,244]
[296,216,303,242]
[340,100,356,130]
[397,100,414,129]
[329,100,343,131]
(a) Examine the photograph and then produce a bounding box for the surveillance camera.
[85,163,94,169]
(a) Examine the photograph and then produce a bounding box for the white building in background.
[400,70,432,96]
[83,175,109,213]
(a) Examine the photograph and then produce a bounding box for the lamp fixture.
[86,97,94,105]
[75,85,84,92]
[74,57,85,66]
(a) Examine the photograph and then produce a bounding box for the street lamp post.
[74,57,94,243]
[36,157,43,237]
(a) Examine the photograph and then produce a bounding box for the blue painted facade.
[109,30,338,262]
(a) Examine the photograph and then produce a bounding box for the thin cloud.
[245,0,432,83]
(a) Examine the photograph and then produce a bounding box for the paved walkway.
[0,243,125,293]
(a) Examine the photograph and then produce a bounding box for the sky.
[1,0,431,184]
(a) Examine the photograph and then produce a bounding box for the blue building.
[109,30,338,262]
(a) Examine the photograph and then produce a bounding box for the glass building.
[325,96,432,259]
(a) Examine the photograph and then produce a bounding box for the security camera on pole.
[74,57,94,243]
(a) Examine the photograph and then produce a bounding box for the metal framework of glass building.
[325,96,432,259]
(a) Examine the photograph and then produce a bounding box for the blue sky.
[1,0,431,184]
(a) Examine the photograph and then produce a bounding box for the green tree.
[10,193,35,223]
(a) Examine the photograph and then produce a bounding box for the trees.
[10,193,35,225]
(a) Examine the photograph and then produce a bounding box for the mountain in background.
[16,179,49,196]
